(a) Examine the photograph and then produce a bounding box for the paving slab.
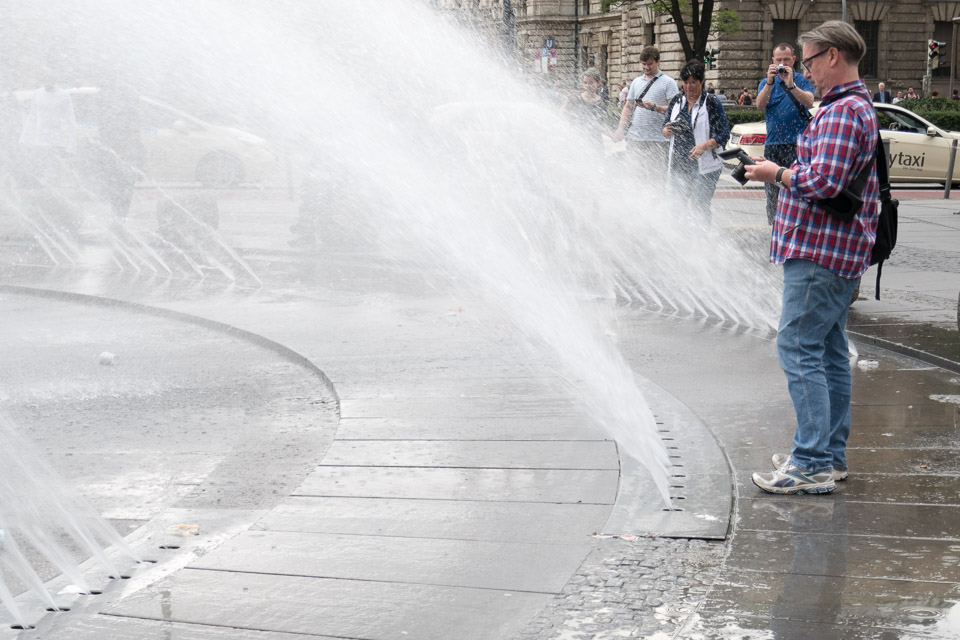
[191,530,593,593]
[105,569,549,640]
[258,496,610,543]
[334,415,606,441]
[704,569,960,632]
[35,616,333,640]
[339,396,589,419]
[318,439,618,469]
[737,498,960,542]
[726,529,960,583]
[294,466,620,503]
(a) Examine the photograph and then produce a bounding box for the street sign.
[545,38,555,48]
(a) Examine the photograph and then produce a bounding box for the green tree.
[600,1,742,64]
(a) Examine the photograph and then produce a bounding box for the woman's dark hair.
[679,60,705,82]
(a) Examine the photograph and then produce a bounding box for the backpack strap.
[873,119,893,300]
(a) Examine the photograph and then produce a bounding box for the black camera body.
[718,148,756,186]
[669,118,691,135]
[777,64,789,76]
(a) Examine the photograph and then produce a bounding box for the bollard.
[945,138,959,199]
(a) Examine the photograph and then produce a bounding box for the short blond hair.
[797,20,866,64]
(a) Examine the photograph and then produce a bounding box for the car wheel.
[196,152,244,188]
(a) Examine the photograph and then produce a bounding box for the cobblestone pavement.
[515,537,727,640]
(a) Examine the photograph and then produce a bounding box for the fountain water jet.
[0,414,139,624]
[0,0,783,621]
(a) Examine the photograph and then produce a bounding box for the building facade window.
[856,20,879,78]
[933,21,952,78]
[772,19,799,56]
[644,22,655,46]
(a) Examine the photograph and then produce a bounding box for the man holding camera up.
[743,21,879,495]
[756,43,815,225]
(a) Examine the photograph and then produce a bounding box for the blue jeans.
[777,259,859,473]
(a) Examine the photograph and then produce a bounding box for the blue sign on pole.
[545,38,555,49]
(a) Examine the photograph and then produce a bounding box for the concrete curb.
[849,329,960,375]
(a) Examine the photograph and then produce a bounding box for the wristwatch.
[775,167,787,186]
[786,84,796,91]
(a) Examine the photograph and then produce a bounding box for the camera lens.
[777,65,788,75]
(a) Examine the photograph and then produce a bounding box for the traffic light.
[704,48,720,70]
[929,40,947,66]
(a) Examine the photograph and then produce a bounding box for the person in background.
[738,87,753,106]
[618,81,628,106]
[661,60,730,224]
[932,90,940,98]
[706,82,716,95]
[872,81,891,103]
[19,72,78,186]
[562,67,610,145]
[951,89,960,101]
[613,46,680,176]
[756,43,815,225]
[905,87,920,99]
[744,20,879,495]
[892,90,904,104]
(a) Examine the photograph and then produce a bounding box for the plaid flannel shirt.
[770,79,879,279]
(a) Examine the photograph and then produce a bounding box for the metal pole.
[952,22,957,99]
[842,0,847,22]
[944,138,958,199]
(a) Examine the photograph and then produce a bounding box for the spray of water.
[0,0,782,621]
[0,415,139,625]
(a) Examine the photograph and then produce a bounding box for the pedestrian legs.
[776,259,858,473]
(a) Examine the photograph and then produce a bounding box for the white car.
[15,87,279,187]
[727,102,960,184]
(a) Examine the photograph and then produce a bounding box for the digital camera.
[718,148,755,186]
[776,64,789,75]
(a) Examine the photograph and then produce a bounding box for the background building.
[435,0,960,98]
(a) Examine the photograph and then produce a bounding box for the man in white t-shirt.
[613,46,679,172]
[19,75,78,186]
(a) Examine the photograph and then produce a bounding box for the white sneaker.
[772,453,848,482]
[752,465,836,495]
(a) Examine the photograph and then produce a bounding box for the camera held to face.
[776,64,789,76]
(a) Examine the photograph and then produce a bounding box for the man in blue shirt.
[756,43,815,224]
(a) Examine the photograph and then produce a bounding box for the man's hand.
[779,64,795,86]
[766,63,778,85]
[743,159,780,184]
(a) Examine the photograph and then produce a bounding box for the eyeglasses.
[801,48,830,71]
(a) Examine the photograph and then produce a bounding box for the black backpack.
[870,132,898,300]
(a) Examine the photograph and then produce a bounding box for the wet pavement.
[0,188,958,639]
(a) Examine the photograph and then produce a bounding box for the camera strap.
[780,78,813,122]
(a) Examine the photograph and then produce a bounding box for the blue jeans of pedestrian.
[777,259,859,474]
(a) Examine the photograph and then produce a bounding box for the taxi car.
[726,102,960,184]
[15,87,279,187]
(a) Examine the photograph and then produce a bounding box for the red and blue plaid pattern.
[770,80,879,279]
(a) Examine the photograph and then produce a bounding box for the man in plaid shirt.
[744,20,879,495]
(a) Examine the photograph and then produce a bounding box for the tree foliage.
[599,0,742,63]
